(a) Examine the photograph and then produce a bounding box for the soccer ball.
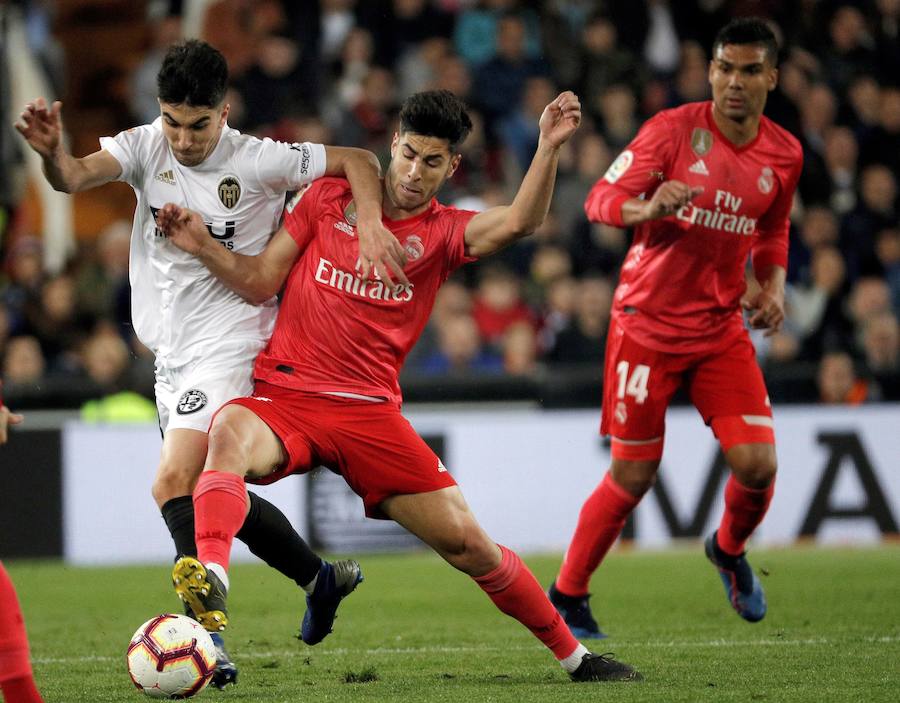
[126,614,217,699]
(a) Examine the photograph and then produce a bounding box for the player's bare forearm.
[620,181,704,226]
[159,204,285,305]
[325,146,408,286]
[465,92,580,257]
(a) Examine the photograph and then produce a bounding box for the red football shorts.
[600,317,774,460]
[227,382,456,518]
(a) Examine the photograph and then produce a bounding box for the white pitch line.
[33,635,900,666]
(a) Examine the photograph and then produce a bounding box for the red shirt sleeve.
[282,179,328,253]
[584,111,675,226]
[752,145,803,279]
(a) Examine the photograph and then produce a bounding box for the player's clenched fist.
[539,91,582,148]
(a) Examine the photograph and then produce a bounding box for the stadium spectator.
[471,263,535,348]
[471,12,549,137]
[545,274,611,366]
[817,349,877,404]
[861,311,900,374]
[2,336,45,387]
[417,312,502,375]
[841,164,897,279]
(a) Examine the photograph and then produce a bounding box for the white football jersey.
[100,118,326,367]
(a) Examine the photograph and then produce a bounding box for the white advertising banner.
[62,424,306,565]
[61,404,900,564]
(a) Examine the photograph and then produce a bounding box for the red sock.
[556,472,641,597]
[717,475,774,556]
[0,563,43,702]
[0,678,44,703]
[193,471,248,571]
[474,545,579,660]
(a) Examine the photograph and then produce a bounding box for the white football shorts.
[154,339,266,433]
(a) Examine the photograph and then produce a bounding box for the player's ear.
[390,132,400,158]
[767,67,778,92]
[220,103,230,125]
[446,153,462,179]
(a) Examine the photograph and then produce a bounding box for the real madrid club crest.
[217,175,241,209]
[758,166,774,194]
[176,389,208,415]
[404,235,425,261]
[691,128,713,156]
[343,200,358,226]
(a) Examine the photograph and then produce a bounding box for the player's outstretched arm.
[157,204,300,305]
[0,383,24,445]
[463,92,581,258]
[323,146,409,289]
[14,97,121,193]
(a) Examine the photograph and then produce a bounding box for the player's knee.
[207,406,254,466]
[152,460,199,506]
[434,522,497,575]
[610,459,659,497]
[726,444,777,488]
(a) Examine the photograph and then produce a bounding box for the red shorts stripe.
[225,382,456,518]
[711,415,775,452]
[600,317,773,453]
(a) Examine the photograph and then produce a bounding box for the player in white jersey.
[14,40,404,686]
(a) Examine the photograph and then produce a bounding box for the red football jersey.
[585,101,802,353]
[254,178,477,403]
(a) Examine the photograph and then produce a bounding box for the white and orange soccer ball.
[126,614,217,699]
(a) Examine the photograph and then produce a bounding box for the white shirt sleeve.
[255,140,327,195]
[99,124,151,186]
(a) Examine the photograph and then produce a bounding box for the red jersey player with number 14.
[549,18,803,638]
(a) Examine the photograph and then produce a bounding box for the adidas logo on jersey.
[688,159,709,176]
[155,169,176,185]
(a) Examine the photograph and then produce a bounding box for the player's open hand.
[14,97,64,158]
[355,219,409,290]
[743,287,785,336]
[539,91,581,149]
[156,203,209,256]
[645,180,704,221]
[0,383,24,445]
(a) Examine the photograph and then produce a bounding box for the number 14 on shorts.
[615,361,650,404]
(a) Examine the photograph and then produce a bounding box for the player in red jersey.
[1,389,43,703]
[157,89,641,683]
[547,18,803,639]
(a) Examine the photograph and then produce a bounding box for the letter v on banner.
[625,449,731,539]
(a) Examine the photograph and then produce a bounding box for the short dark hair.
[156,40,228,107]
[398,90,473,152]
[713,17,779,65]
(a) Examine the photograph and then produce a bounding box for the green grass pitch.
[8,543,900,702]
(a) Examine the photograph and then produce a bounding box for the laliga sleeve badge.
[176,389,208,415]
[603,150,633,184]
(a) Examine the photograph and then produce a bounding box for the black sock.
[236,492,323,588]
[160,495,197,558]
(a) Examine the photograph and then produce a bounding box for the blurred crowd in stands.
[0,0,899,409]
